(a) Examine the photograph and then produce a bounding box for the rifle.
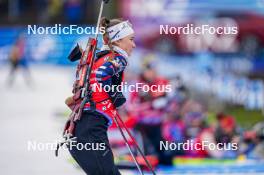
[55,0,107,157]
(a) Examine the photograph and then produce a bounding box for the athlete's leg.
[68,111,121,175]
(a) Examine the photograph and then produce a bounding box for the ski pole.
[115,114,156,175]
[113,117,144,175]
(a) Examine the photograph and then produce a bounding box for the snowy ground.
[0,65,85,175]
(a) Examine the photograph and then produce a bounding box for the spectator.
[242,122,264,159]
[7,33,32,87]
[128,61,170,163]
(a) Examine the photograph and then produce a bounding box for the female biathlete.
[66,17,136,175]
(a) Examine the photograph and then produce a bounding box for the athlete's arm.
[95,55,127,107]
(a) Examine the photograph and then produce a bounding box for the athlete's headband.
[106,21,134,42]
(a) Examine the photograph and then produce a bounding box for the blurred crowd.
[109,56,264,166]
[1,0,115,25]
[39,0,83,24]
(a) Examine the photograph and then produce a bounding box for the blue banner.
[0,26,103,65]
